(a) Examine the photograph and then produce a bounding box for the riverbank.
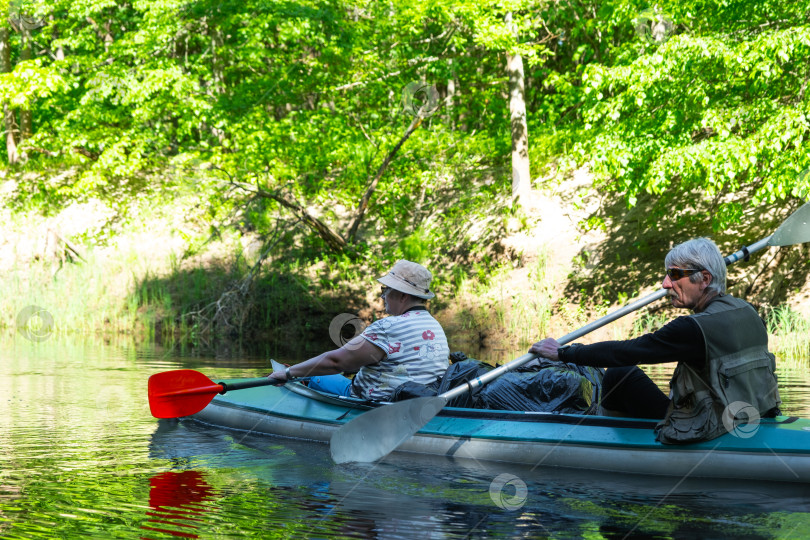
[2,171,809,359]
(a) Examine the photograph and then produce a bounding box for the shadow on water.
[148,418,810,539]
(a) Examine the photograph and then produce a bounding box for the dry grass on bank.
[3,173,810,361]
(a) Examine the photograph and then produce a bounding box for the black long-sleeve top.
[557,315,706,369]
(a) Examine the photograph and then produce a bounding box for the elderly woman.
[530,237,781,444]
[268,260,449,401]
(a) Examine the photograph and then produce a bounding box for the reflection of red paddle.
[141,471,214,539]
[148,369,282,418]
[148,470,213,509]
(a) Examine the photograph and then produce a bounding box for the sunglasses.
[666,267,704,280]
[380,285,392,297]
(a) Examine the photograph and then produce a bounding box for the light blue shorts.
[306,374,353,396]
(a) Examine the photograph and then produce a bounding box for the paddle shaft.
[153,378,279,399]
[218,379,282,393]
[438,235,774,402]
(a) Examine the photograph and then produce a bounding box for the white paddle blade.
[769,202,810,247]
[330,396,447,464]
[270,359,286,372]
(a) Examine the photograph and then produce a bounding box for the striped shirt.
[351,308,449,401]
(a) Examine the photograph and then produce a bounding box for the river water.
[1,334,809,539]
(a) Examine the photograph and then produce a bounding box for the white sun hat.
[377,259,435,299]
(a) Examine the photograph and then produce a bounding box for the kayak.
[188,379,810,483]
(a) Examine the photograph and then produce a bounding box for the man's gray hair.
[664,237,726,294]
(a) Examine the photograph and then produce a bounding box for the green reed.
[1,247,160,338]
[449,248,558,348]
[507,249,555,345]
[629,310,670,337]
[764,304,810,360]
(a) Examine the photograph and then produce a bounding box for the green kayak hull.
[189,381,810,483]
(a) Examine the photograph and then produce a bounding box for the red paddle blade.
[148,369,224,419]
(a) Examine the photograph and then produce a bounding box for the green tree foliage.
[1,0,551,269]
[535,0,810,230]
[3,0,807,253]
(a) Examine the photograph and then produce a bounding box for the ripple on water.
[1,337,810,538]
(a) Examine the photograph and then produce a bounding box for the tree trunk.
[52,16,65,61]
[446,51,456,130]
[505,12,531,205]
[210,24,224,94]
[19,29,32,141]
[0,27,18,163]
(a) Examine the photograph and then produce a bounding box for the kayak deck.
[188,381,810,483]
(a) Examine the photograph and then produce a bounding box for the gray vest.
[656,295,781,444]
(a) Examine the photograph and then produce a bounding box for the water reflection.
[2,334,809,539]
[142,471,214,539]
[147,417,810,539]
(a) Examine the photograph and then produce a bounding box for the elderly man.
[530,238,781,443]
[268,259,449,401]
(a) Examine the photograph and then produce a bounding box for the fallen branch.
[183,217,298,340]
[247,187,348,253]
[46,228,87,263]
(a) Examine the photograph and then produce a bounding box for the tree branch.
[333,56,440,92]
[347,112,424,241]
[233,180,348,253]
